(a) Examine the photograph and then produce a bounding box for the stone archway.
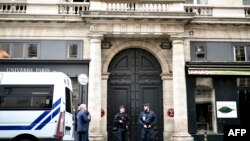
[107,48,163,140]
[100,40,173,140]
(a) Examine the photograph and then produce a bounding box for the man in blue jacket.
[138,103,157,141]
[77,104,91,141]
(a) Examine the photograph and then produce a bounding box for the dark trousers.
[78,131,88,141]
[115,128,126,141]
[141,128,155,141]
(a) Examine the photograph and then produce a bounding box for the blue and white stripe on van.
[0,98,61,130]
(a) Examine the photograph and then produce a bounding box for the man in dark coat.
[138,103,157,141]
[75,103,81,131]
[77,104,91,141]
[113,105,129,141]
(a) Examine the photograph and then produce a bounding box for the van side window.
[65,88,73,113]
[0,85,53,110]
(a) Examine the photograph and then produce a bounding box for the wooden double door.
[107,48,163,141]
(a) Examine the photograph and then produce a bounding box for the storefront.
[186,62,250,141]
[0,59,90,108]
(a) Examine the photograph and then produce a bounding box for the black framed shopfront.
[0,59,90,109]
[186,62,250,141]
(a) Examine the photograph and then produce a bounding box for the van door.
[63,88,74,140]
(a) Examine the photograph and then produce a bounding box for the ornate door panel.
[108,48,163,141]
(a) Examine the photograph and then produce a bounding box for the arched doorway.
[107,48,163,141]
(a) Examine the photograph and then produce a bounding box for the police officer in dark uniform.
[138,103,157,141]
[113,105,129,141]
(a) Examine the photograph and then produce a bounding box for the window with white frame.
[27,43,38,58]
[195,44,206,59]
[67,43,79,59]
[234,46,250,61]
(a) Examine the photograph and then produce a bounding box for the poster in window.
[216,101,237,118]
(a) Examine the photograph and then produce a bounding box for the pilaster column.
[161,73,174,141]
[101,73,110,140]
[171,37,193,141]
[88,34,104,140]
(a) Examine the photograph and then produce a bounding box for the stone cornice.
[0,14,83,22]
[87,33,104,40]
[190,17,250,25]
[81,11,194,20]
[88,22,185,34]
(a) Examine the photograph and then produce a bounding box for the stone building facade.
[1,0,250,141]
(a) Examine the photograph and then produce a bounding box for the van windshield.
[0,85,53,110]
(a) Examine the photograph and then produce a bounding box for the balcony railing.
[1,0,250,19]
[58,2,90,15]
[106,2,171,12]
[185,5,213,16]
[0,1,27,14]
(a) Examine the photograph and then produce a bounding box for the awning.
[186,62,250,76]
[188,69,250,76]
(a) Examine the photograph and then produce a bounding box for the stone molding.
[102,73,110,80]
[161,73,173,80]
[88,34,104,43]
[89,23,185,34]
[102,40,170,74]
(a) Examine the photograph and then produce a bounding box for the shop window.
[0,43,10,58]
[234,46,246,61]
[67,43,79,59]
[195,85,216,133]
[27,43,38,58]
[237,78,250,87]
[195,45,206,59]
[71,79,79,108]
[237,78,250,125]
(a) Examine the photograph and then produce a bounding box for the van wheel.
[13,136,38,141]
[17,139,33,141]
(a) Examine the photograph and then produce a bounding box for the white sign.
[216,101,237,118]
[78,74,89,85]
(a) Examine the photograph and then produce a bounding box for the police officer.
[113,105,129,141]
[138,103,157,141]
